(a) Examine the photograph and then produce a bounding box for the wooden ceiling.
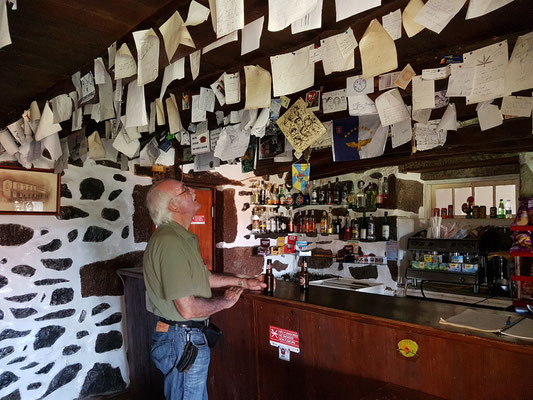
[1,0,532,177]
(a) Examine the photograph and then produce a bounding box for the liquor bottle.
[365,182,376,210]
[356,180,366,210]
[265,259,274,295]
[286,186,295,207]
[252,183,259,205]
[301,211,308,234]
[376,178,383,209]
[265,211,271,233]
[271,212,278,233]
[295,212,301,233]
[299,259,309,291]
[505,200,512,219]
[497,199,505,219]
[333,177,341,204]
[381,177,389,209]
[382,211,390,241]
[308,211,315,233]
[341,181,349,206]
[260,210,267,233]
[326,181,333,205]
[320,211,328,234]
[288,210,294,233]
[272,184,278,205]
[348,181,356,210]
[327,208,334,234]
[259,181,266,205]
[295,190,305,208]
[279,184,286,205]
[311,181,318,205]
[265,183,272,205]
[351,216,359,240]
[318,179,326,205]
[303,184,310,206]
[367,214,376,241]
[280,212,287,233]
[332,216,339,234]
[344,217,351,241]
[252,211,260,233]
[360,212,367,240]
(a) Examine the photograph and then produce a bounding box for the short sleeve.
[157,234,196,301]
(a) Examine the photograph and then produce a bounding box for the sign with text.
[191,215,206,225]
[269,325,300,353]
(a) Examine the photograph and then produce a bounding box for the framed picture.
[0,166,61,215]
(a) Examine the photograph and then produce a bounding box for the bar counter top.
[118,267,533,350]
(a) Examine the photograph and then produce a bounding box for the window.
[430,178,519,218]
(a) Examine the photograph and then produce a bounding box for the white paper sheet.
[224,72,241,105]
[0,0,12,49]
[413,0,467,34]
[394,64,416,89]
[322,89,347,114]
[140,138,160,167]
[391,117,412,148]
[94,57,106,85]
[125,79,148,128]
[346,75,374,96]
[121,115,141,141]
[156,98,166,125]
[477,103,503,131]
[360,19,397,78]
[412,108,432,124]
[114,43,137,80]
[446,63,475,97]
[35,102,62,141]
[241,16,264,55]
[192,95,207,122]
[230,110,243,124]
[412,76,435,111]
[415,120,446,151]
[98,66,116,121]
[215,111,224,126]
[149,101,156,134]
[190,50,201,80]
[334,0,381,22]
[244,66,271,110]
[437,103,458,131]
[211,74,226,106]
[466,0,514,20]
[251,108,270,137]
[214,124,250,161]
[501,96,533,117]
[112,130,140,158]
[215,0,244,38]
[382,9,402,40]
[159,11,195,64]
[504,31,533,94]
[50,94,73,124]
[199,87,216,112]
[271,44,315,97]
[0,129,18,154]
[133,29,159,86]
[166,94,183,134]
[403,0,425,38]
[203,30,238,54]
[422,65,451,80]
[335,28,359,59]
[379,72,401,91]
[291,0,322,34]
[155,148,175,166]
[321,32,355,76]
[88,131,106,160]
[107,42,116,68]
[194,152,220,171]
[185,0,211,26]
[160,58,185,100]
[375,88,410,126]
[268,0,318,32]
[70,92,83,131]
[30,101,41,123]
[348,94,377,116]
[42,132,62,161]
[191,130,211,155]
[80,72,96,105]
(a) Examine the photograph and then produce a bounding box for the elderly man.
[143,179,266,400]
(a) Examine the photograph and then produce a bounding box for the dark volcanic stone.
[113,174,126,182]
[80,251,143,297]
[95,312,122,327]
[80,178,105,200]
[10,308,38,319]
[40,230,48,236]
[27,383,42,390]
[0,389,21,400]
[33,326,65,350]
[83,226,112,242]
[389,176,424,213]
[133,184,152,243]
[60,183,72,198]
[0,310,2,319]
[34,279,69,286]
[0,346,14,359]
[101,208,120,221]
[0,224,34,246]
[36,362,55,374]
[0,371,18,391]
[0,275,7,289]
[79,362,127,397]
[215,247,263,277]
[62,345,81,355]
[58,206,89,220]
[349,265,379,280]
[40,363,82,398]
[67,229,78,242]
[78,310,87,323]
[50,288,74,305]
[244,234,250,240]
[11,265,35,277]
[0,258,6,264]
[7,357,25,365]
[92,303,110,316]
[121,226,129,239]
[307,248,334,270]
[108,189,123,201]
[241,203,250,212]
[4,293,37,302]
[215,189,237,244]
[40,294,46,302]
[41,258,72,271]
[95,331,123,353]
[35,309,75,321]
[76,331,89,339]
[272,260,289,272]
[38,239,62,252]
[0,329,31,342]
[20,362,39,370]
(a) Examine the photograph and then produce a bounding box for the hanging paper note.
[185,0,211,26]
[334,0,381,22]
[224,72,241,105]
[321,31,355,76]
[271,45,315,97]
[115,44,137,80]
[133,28,160,86]
[375,88,410,126]
[413,0,467,35]
[466,0,514,20]
[292,164,310,191]
[504,31,533,94]
[382,9,402,40]
[268,0,318,32]
[360,19,397,78]
[245,66,272,109]
[242,16,264,55]
[403,0,425,38]
[215,0,244,38]
[292,0,323,34]
[160,11,195,63]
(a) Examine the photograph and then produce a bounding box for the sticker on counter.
[191,215,206,225]
[269,325,300,353]
[398,339,418,358]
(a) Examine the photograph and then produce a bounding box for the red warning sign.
[191,215,205,225]
[269,325,300,353]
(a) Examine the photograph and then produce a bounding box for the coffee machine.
[487,253,513,296]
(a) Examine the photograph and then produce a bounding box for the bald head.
[146,179,182,225]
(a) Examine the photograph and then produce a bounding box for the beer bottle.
[265,260,274,295]
[300,259,309,291]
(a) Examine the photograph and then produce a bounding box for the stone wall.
[0,160,151,400]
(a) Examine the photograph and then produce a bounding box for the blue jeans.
[151,324,210,400]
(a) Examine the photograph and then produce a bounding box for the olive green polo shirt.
[143,221,211,321]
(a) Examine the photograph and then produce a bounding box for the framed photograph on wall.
[0,166,61,215]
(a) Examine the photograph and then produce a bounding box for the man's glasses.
[175,186,191,197]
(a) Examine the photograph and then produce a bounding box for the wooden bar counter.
[118,269,533,400]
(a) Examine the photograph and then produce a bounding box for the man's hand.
[244,276,267,291]
[223,287,244,309]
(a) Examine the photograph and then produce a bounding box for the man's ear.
[167,197,180,213]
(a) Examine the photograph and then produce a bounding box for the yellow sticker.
[398,339,418,357]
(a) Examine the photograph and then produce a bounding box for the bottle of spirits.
[303,183,310,206]
[279,184,286,205]
[265,259,274,295]
[265,183,272,205]
[320,211,328,234]
[327,207,333,234]
[271,184,278,205]
[367,214,376,241]
[341,181,349,206]
[265,211,271,233]
[252,211,260,233]
[259,181,266,205]
[382,211,390,241]
[311,181,318,205]
[344,217,351,241]
[295,190,305,208]
[270,212,277,233]
[280,212,287,233]
[260,210,267,233]
[333,177,341,205]
[351,216,359,240]
[308,211,315,233]
[360,212,367,240]
[356,180,366,210]
[348,181,356,210]
[318,179,326,205]
[286,185,295,208]
[376,178,383,209]
[288,210,294,233]
[365,182,376,210]
[326,181,333,205]
[381,177,389,209]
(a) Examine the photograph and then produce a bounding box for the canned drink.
[473,206,480,219]
[441,208,447,218]
[480,205,486,218]
[448,205,454,218]
[433,208,440,217]
[490,206,497,218]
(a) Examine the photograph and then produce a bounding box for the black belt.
[159,317,209,329]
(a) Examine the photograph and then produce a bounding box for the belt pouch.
[176,335,198,372]
[203,323,223,348]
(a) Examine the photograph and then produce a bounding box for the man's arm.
[209,272,266,291]
[173,286,243,320]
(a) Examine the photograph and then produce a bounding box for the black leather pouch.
[176,341,198,372]
[203,323,223,348]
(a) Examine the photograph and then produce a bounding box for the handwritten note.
[382,9,402,40]
[321,31,354,75]
[268,0,318,32]
[477,103,503,131]
[199,87,216,113]
[500,96,533,117]
[335,28,358,59]
[271,44,315,97]
[291,0,322,34]
[224,72,241,105]
[114,44,137,80]
[504,31,533,94]
[159,11,195,63]
[422,65,451,80]
[335,0,381,22]
[348,94,377,116]
[133,29,159,86]
[215,0,244,38]
[192,95,207,123]
[412,76,435,111]
[346,75,374,96]
[466,0,514,20]
[245,66,271,109]
[394,64,416,89]
[415,121,446,151]
[414,0,467,34]
[375,88,410,126]
[402,0,425,38]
